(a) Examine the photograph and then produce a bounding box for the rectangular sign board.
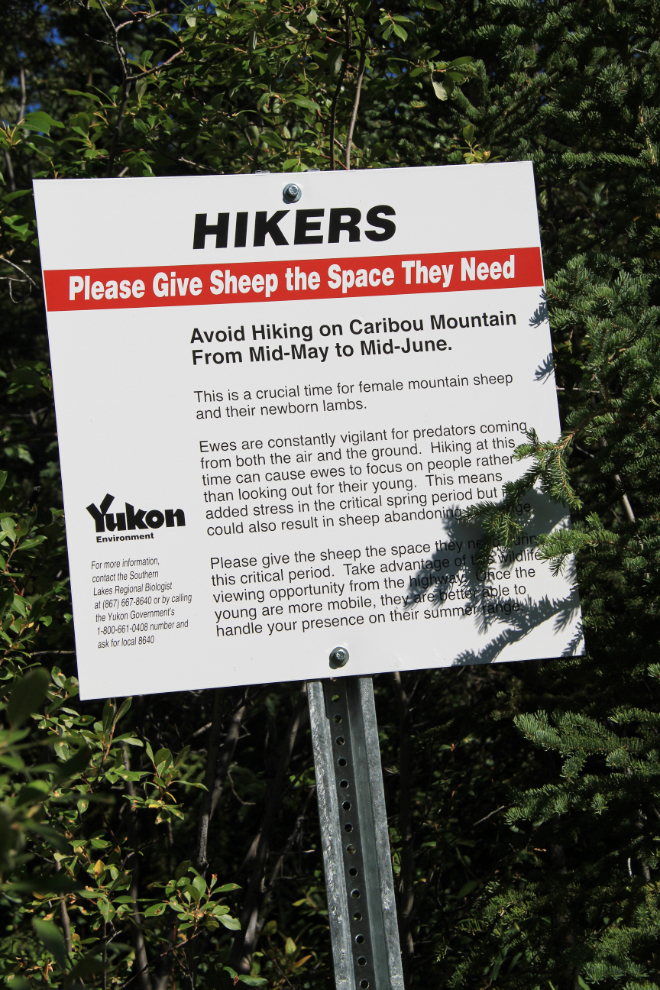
[34,163,583,700]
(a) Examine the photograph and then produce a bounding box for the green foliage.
[1,0,660,988]
[0,659,249,986]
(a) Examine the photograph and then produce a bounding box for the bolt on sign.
[34,164,583,700]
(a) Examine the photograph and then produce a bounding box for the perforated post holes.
[325,680,378,989]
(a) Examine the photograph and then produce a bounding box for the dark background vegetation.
[0,1,659,988]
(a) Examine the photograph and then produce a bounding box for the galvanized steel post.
[308,676,404,990]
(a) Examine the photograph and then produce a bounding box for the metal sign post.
[308,668,404,990]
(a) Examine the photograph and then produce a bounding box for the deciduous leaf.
[54,745,91,784]
[326,50,343,77]
[20,111,63,134]
[174,859,191,880]
[5,875,82,895]
[144,903,167,916]
[288,95,320,111]
[32,918,67,969]
[8,668,50,727]
[192,874,207,894]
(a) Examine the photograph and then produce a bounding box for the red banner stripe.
[42,247,543,312]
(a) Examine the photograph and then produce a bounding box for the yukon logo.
[87,493,185,542]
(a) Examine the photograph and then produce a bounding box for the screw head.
[329,646,349,668]
[283,182,302,204]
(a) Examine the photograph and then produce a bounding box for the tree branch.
[95,0,131,177]
[615,474,636,523]
[230,683,308,974]
[329,16,349,171]
[54,859,73,957]
[126,49,184,83]
[210,696,249,820]
[345,34,367,170]
[3,151,16,193]
[196,688,224,873]
[0,257,39,289]
[18,63,27,123]
[393,672,415,987]
[122,743,153,990]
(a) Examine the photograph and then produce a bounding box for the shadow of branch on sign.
[401,472,582,664]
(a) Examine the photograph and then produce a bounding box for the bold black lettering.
[86,494,114,532]
[165,509,186,528]
[104,512,127,532]
[254,211,289,247]
[294,209,325,245]
[87,506,104,531]
[234,212,248,247]
[193,213,229,249]
[126,503,147,530]
[328,208,361,243]
[365,205,396,242]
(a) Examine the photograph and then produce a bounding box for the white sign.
[34,163,583,700]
